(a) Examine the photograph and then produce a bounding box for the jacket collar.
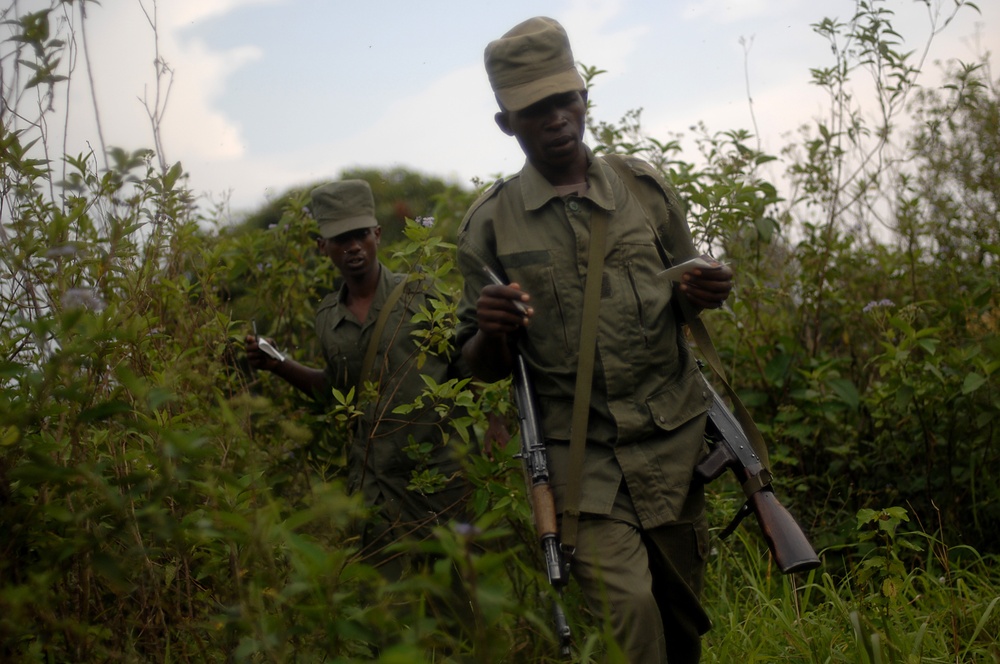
[519,145,616,213]
[327,261,392,326]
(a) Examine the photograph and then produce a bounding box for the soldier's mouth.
[547,135,577,154]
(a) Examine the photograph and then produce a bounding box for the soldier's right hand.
[245,334,281,372]
[476,282,533,336]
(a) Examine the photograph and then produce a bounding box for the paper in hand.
[257,338,285,362]
[658,254,723,282]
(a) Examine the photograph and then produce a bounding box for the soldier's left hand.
[482,412,511,460]
[680,261,734,310]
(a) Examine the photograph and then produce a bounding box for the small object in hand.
[482,264,528,315]
[658,254,722,282]
[257,338,285,362]
[253,320,285,362]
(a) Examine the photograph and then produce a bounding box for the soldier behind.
[246,179,474,579]
[456,17,735,663]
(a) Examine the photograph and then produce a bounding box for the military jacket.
[456,148,712,528]
[316,263,468,528]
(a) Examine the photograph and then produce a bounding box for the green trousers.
[571,483,711,664]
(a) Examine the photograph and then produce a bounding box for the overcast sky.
[5,0,997,220]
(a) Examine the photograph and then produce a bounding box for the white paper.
[257,338,286,362]
[658,256,720,282]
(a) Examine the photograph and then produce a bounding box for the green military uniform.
[457,149,712,662]
[317,261,470,560]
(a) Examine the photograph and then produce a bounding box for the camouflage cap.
[485,16,585,112]
[309,180,378,239]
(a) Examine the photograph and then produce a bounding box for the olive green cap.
[485,16,585,112]
[309,180,378,239]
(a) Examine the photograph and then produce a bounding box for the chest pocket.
[315,302,362,391]
[326,345,351,388]
[614,239,675,352]
[501,249,580,359]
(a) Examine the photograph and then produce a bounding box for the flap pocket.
[646,369,711,431]
[499,249,551,268]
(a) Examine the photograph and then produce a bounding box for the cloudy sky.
[5,0,997,219]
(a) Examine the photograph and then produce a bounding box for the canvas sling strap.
[358,276,409,393]
[351,275,408,494]
[604,154,772,493]
[559,204,610,558]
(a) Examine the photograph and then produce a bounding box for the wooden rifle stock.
[695,387,820,574]
[748,486,821,574]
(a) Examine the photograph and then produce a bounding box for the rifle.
[513,353,573,658]
[483,264,572,656]
[694,383,821,574]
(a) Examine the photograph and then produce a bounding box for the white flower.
[63,288,106,312]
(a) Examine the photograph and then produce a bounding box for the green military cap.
[484,16,586,112]
[309,180,378,239]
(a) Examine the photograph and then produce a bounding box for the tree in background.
[235,166,464,245]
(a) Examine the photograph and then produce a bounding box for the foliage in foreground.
[2,0,999,662]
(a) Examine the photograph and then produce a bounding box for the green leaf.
[755,216,779,243]
[77,400,132,422]
[884,506,909,521]
[962,372,987,394]
[0,425,20,447]
[917,338,939,355]
[827,378,860,411]
[894,385,914,409]
[856,508,877,527]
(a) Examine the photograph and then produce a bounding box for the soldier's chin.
[546,137,578,159]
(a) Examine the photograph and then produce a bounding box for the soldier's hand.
[245,334,282,372]
[482,412,512,460]
[680,261,734,310]
[476,282,533,336]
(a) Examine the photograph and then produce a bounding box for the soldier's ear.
[495,110,514,136]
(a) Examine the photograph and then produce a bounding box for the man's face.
[317,226,381,279]
[496,90,587,176]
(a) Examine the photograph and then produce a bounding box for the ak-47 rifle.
[513,353,573,658]
[599,152,817,573]
[482,265,572,657]
[694,383,821,574]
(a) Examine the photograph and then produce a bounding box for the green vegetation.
[2,1,997,662]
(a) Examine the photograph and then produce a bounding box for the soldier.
[456,17,734,663]
[247,179,476,578]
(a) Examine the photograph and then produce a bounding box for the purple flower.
[452,522,481,537]
[863,299,895,314]
[415,216,435,228]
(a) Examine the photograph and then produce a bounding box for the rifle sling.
[359,276,408,393]
[351,274,408,488]
[559,204,609,558]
